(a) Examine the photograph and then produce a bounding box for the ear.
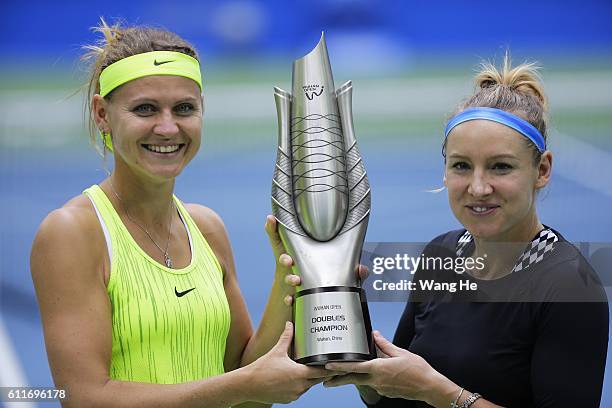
[535,151,553,189]
[443,174,448,187]
[92,94,110,132]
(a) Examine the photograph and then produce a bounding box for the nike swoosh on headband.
[154,59,175,66]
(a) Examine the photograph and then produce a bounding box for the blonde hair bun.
[475,54,548,111]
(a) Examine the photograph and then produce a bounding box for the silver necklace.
[108,181,175,268]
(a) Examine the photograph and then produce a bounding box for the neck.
[103,165,176,228]
[470,212,543,280]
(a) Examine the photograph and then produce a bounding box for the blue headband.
[444,107,546,153]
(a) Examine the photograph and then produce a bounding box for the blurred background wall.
[1,0,611,407]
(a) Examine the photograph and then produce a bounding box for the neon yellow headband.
[99,50,202,97]
[98,50,202,151]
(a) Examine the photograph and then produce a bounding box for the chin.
[145,165,186,181]
[462,221,506,241]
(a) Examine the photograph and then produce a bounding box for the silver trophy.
[271,33,374,365]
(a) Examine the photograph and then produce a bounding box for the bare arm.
[326,332,504,408]
[239,216,295,365]
[32,205,329,408]
[185,204,254,372]
[187,208,295,365]
[186,209,296,408]
[185,209,294,368]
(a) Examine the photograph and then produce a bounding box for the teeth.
[472,206,492,213]
[145,144,180,153]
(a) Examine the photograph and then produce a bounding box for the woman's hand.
[323,331,457,405]
[265,214,369,306]
[264,215,296,306]
[245,322,335,404]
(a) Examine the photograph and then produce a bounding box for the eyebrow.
[447,153,519,160]
[174,97,200,104]
[489,154,519,160]
[128,96,200,105]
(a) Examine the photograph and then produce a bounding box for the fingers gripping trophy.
[271,33,375,365]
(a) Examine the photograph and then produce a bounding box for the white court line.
[0,316,36,408]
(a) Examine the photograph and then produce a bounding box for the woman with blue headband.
[323,58,608,407]
[30,20,338,407]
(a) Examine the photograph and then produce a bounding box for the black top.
[366,228,609,408]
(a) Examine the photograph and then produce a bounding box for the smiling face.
[444,119,552,242]
[93,75,203,183]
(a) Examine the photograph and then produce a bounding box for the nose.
[467,169,493,197]
[153,109,179,137]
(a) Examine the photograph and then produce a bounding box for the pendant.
[164,254,173,268]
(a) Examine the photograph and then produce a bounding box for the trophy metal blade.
[292,32,335,101]
[290,32,348,242]
[272,86,305,237]
[336,81,371,234]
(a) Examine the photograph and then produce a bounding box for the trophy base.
[293,286,374,365]
[296,352,372,366]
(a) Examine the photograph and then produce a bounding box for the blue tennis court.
[2,125,611,406]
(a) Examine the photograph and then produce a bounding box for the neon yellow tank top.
[84,185,231,384]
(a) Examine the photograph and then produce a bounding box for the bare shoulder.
[34,194,100,250]
[31,194,106,284]
[184,203,227,236]
[183,203,234,276]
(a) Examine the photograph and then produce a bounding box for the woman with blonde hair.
[323,57,609,407]
[30,20,336,407]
